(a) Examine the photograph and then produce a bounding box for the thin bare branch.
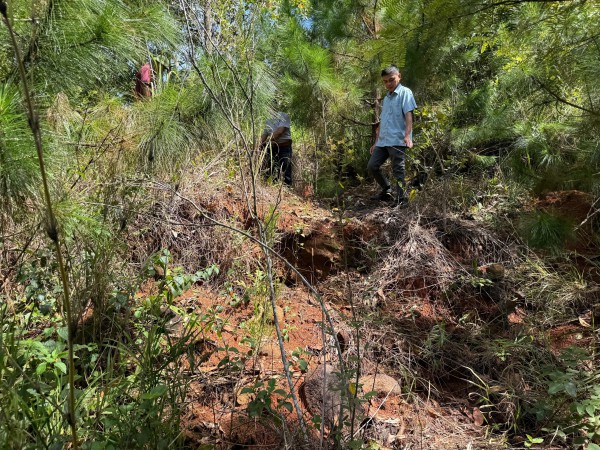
[532,76,600,116]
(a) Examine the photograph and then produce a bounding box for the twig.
[532,76,599,116]
[575,196,600,230]
[70,122,124,189]
[451,0,581,20]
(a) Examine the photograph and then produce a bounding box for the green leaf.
[57,327,69,341]
[548,383,562,395]
[297,358,308,371]
[588,444,600,450]
[564,382,577,397]
[36,362,47,375]
[55,361,67,374]
[311,414,322,428]
[363,391,378,400]
[280,401,293,413]
[140,384,168,400]
[30,340,50,355]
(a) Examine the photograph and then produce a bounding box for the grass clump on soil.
[520,210,577,253]
[513,257,592,326]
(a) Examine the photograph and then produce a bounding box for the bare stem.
[0,4,79,448]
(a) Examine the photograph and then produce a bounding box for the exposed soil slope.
[141,181,598,449]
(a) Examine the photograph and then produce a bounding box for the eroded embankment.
[133,182,599,449]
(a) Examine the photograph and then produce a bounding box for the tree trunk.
[372,86,380,143]
[370,1,381,144]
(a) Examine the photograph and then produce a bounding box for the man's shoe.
[370,190,394,201]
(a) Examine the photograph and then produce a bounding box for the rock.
[478,263,505,281]
[359,373,401,396]
[299,364,349,429]
[472,407,485,426]
[487,263,505,281]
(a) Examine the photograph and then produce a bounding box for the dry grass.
[356,206,516,304]
[332,179,600,448]
[127,169,259,278]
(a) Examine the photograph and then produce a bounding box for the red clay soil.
[546,323,593,356]
[536,190,593,223]
[172,285,327,448]
[160,201,500,448]
[173,279,503,448]
[163,281,500,448]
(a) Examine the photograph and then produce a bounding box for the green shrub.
[530,346,600,449]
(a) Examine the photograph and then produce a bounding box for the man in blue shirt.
[367,65,417,205]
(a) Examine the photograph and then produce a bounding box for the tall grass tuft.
[520,210,575,253]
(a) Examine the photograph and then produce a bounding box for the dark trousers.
[367,145,406,193]
[265,143,292,186]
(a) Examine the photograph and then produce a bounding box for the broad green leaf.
[565,382,577,397]
[55,361,67,374]
[140,384,168,400]
[57,327,69,341]
[36,362,47,375]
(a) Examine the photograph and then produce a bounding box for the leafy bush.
[530,346,600,449]
[0,252,219,449]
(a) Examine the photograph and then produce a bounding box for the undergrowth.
[0,251,219,449]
